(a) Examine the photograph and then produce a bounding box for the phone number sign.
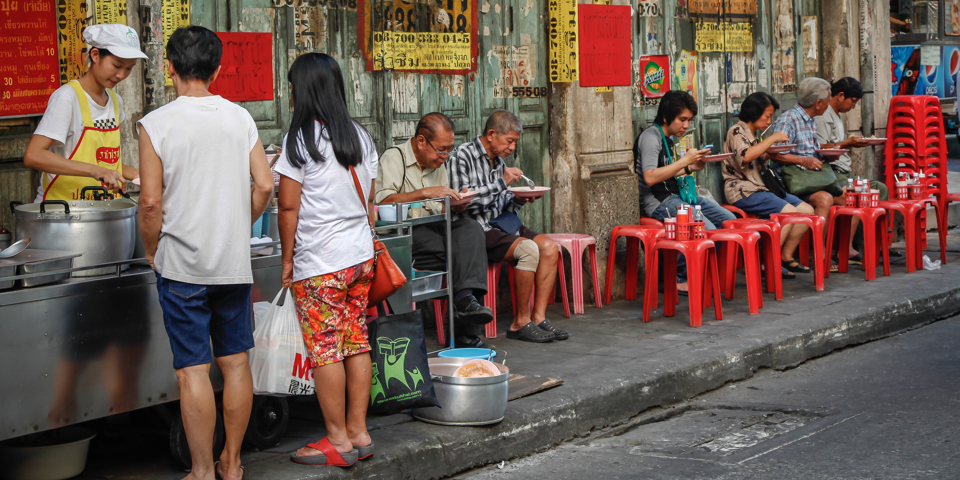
[359,0,478,73]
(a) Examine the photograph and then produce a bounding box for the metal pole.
[445,197,455,349]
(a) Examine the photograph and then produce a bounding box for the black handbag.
[759,161,788,199]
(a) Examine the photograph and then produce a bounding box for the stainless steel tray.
[0,260,16,290]
[15,250,83,287]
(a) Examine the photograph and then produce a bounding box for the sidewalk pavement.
[80,232,960,480]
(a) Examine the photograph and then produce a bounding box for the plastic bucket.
[437,348,498,360]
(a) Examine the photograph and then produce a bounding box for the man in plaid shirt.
[771,77,846,221]
[448,110,568,343]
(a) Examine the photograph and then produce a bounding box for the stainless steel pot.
[411,357,509,426]
[266,206,280,254]
[12,187,137,277]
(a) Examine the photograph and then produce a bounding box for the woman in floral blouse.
[722,92,816,278]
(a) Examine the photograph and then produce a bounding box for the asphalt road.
[455,315,960,480]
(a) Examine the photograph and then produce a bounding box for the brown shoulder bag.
[349,165,407,305]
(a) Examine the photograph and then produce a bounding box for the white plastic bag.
[922,255,942,271]
[249,289,315,396]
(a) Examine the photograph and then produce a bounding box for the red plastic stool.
[705,229,763,315]
[434,262,505,342]
[604,225,665,305]
[721,204,757,219]
[824,206,891,281]
[543,234,601,314]
[644,238,723,326]
[722,218,783,300]
[878,198,943,272]
[769,212,826,292]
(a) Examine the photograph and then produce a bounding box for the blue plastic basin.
[437,348,497,360]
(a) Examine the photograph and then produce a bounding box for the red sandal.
[290,437,359,466]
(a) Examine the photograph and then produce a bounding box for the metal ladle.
[0,237,29,259]
[520,174,536,190]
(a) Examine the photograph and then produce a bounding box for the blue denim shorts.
[733,191,803,217]
[156,273,255,369]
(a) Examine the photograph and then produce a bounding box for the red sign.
[95,146,121,165]
[0,0,60,118]
[577,4,632,87]
[639,55,671,98]
[208,32,274,102]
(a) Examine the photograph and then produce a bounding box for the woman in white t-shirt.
[24,24,147,202]
[274,53,378,467]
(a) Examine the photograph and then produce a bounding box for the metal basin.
[13,197,136,277]
[411,357,509,426]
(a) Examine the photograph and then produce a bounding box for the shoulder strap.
[349,165,368,215]
[67,81,94,127]
[106,89,120,123]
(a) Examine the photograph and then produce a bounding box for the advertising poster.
[0,0,60,118]
[548,0,578,82]
[891,45,943,97]
[96,0,128,25]
[639,55,670,98]
[208,33,274,102]
[674,50,698,102]
[695,21,753,52]
[162,0,191,86]
[57,0,88,84]
[948,0,959,35]
[577,4,632,87]
[945,46,960,99]
[359,0,478,74]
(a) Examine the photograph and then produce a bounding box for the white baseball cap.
[83,24,148,60]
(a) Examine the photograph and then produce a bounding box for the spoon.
[0,237,30,259]
[520,174,535,190]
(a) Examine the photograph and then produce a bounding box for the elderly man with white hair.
[770,77,848,220]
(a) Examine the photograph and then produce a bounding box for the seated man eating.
[375,112,494,349]
[448,110,567,343]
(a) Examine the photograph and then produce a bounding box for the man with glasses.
[375,112,494,348]
[816,77,897,263]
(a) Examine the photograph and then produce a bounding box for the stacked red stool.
[824,205,891,281]
[643,237,723,327]
[883,95,949,263]
[769,212,826,291]
[705,229,763,315]
[604,224,666,305]
[722,218,783,300]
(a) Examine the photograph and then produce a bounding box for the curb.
[245,264,960,479]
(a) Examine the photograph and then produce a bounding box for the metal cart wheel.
[244,395,289,450]
[169,409,226,469]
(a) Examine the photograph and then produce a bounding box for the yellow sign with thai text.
[163,0,190,86]
[549,0,579,82]
[694,21,753,52]
[57,0,88,84]
[361,0,477,73]
[96,0,128,25]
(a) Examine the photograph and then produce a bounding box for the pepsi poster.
[891,45,944,98]
[945,46,960,99]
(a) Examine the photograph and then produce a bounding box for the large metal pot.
[12,187,137,277]
[411,357,509,426]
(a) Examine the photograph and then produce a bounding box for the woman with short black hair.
[722,92,816,277]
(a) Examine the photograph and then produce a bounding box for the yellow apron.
[42,81,122,201]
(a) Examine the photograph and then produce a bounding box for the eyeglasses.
[424,137,452,158]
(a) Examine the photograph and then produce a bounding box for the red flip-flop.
[290,437,359,466]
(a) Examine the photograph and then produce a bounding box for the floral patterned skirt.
[292,258,375,368]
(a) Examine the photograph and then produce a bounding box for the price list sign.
[548,0,578,82]
[0,0,60,118]
[359,0,478,74]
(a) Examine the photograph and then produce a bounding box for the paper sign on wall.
[549,0,579,82]
[359,0,478,74]
[163,0,191,86]
[57,0,88,84]
[0,0,60,118]
[208,33,274,102]
[674,50,698,102]
[695,21,753,52]
[577,4,632,87]
[637,0,662,16]
[96,0,128,25]
[638,55,670,98]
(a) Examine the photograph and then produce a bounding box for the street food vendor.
[23,24,147,202]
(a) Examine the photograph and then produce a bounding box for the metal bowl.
[411,357,509,426]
